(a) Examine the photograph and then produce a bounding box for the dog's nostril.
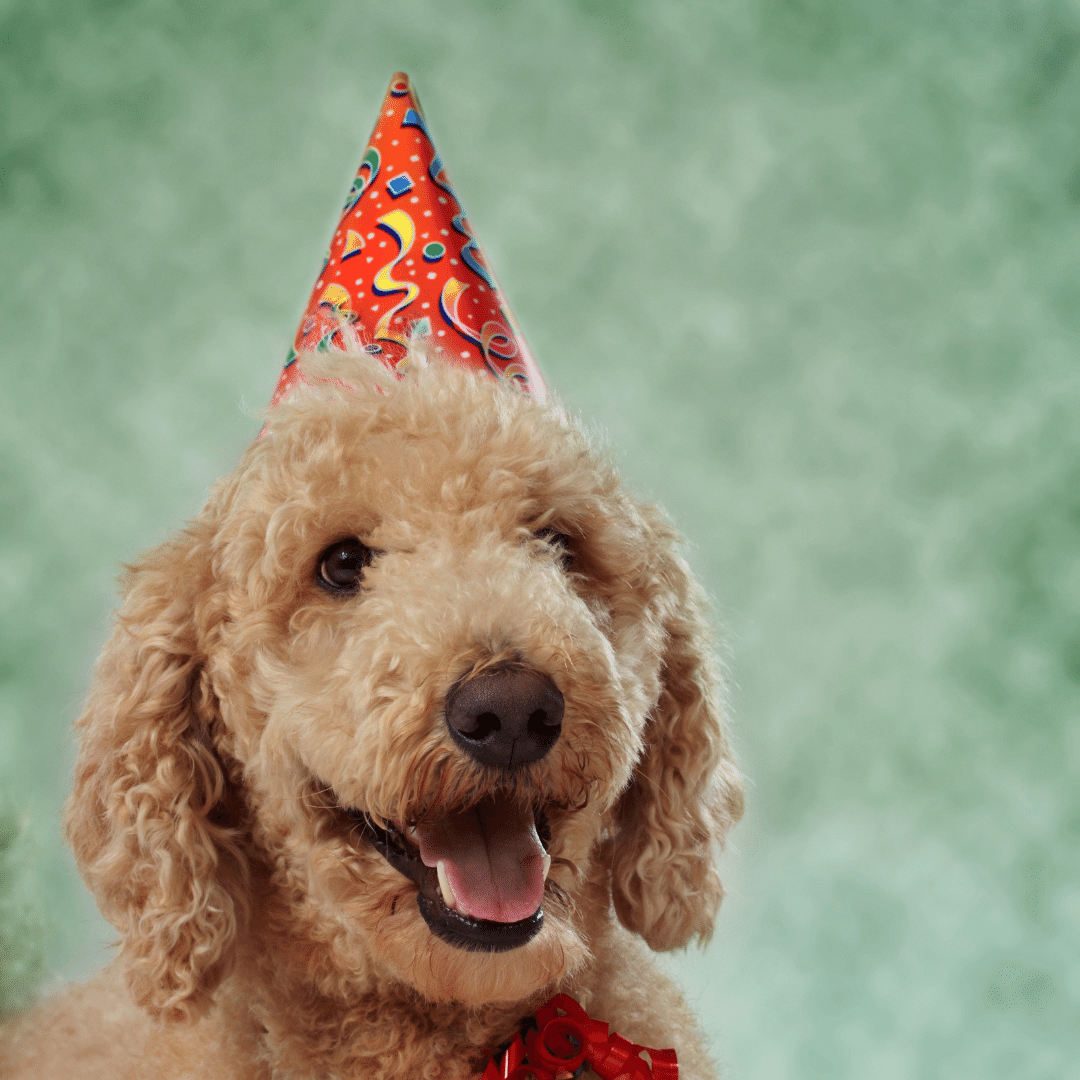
[458,711,501,741]
[528,708,558,731]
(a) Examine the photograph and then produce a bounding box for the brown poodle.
[0,349,743,1080]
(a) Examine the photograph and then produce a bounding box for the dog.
[0,348,743,1079]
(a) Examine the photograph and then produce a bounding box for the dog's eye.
[317,538,374,594]
[534,527,574,571]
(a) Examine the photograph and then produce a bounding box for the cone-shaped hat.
[269,72,545,407]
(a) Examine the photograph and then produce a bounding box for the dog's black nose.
[445,667,564,768]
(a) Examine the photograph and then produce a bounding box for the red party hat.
[269,72,546,408]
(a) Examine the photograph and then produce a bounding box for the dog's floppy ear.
[64,523,247,1021]
[610,506,744,950]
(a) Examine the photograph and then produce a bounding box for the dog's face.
[65,353,743,1018]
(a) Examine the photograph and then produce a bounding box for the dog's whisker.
[298,783,336,806]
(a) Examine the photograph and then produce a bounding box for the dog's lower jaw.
[416,891,545,952]
[377,895,588,1007]
[239,898,588,1080]
[249,858,587,1015]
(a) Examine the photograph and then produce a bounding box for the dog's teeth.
[542,853,552,881]
[436,860,458,911]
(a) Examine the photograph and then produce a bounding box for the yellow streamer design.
[438,277,479,346]
[372,209,420,350]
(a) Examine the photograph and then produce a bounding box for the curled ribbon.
[439,278,523,384]
[371,208,420,350]
[478,994,677,1080]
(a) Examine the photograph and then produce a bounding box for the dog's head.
[64,351,743,1019]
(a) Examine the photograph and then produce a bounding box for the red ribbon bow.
[479,994,678,1080]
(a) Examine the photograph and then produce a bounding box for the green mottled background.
[1,1,1077,1075]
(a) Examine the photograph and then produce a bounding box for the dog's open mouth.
[347,792,552,952]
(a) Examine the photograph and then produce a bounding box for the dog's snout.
[445,667,564,768]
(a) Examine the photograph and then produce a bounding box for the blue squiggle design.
[342,146,381,213]
[452,212,495,289]
[428,153,458,202]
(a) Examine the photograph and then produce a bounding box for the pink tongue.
[415,795,546,923]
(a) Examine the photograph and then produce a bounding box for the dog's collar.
[478,994,678,1080]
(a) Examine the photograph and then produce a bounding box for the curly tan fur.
[0,350,742,1080]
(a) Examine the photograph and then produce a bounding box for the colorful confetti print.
[271,72,545,407]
